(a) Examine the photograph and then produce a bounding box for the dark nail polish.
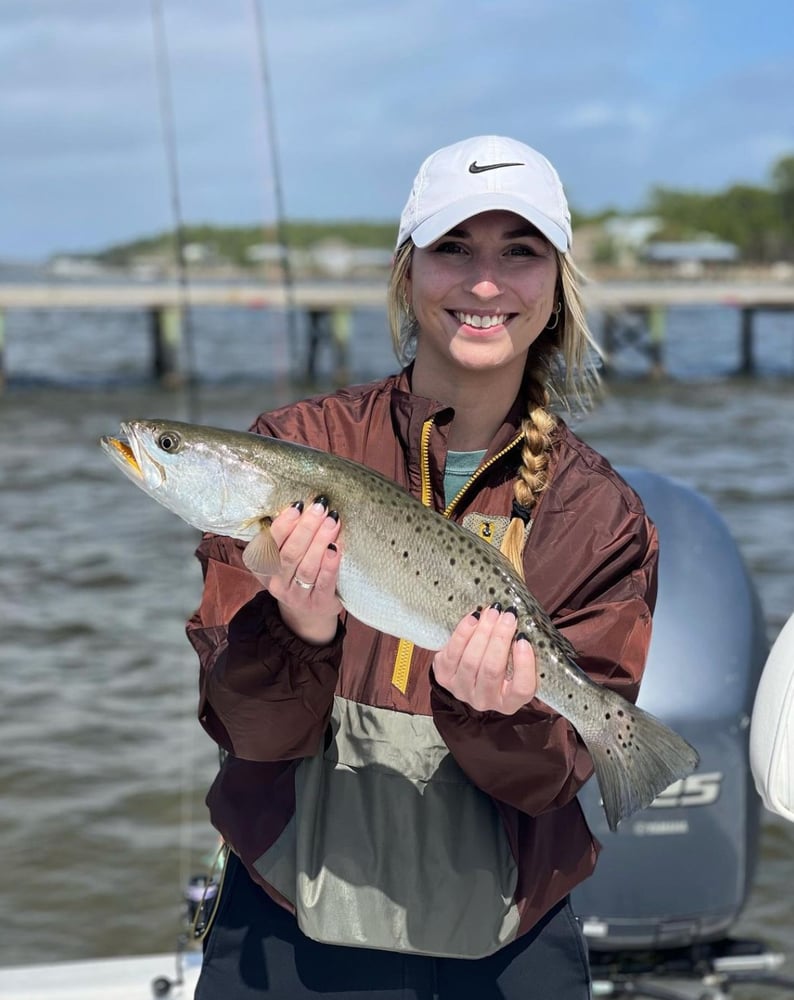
[291,500,304,512]
[313,495,329,509]
[516,632,529,643]
[505,606,518,619]
[471,610,481,620]
[328,509,339,522]
[327,542,337,552]
[490,602,503,612]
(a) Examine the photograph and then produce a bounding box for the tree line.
[95,154,794,268]
[96,221,397,269]
[578,154,794,263]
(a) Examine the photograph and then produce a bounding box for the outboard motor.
[572,468,768,955]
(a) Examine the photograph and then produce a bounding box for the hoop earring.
[545,302,561,331]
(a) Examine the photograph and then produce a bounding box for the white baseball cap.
[396,135,572,253]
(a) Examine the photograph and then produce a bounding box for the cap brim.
[408,193,570,253]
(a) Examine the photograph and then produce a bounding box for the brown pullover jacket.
[186,368,658,958]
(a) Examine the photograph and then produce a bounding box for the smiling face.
[406,210,559,383]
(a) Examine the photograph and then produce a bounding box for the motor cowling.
[572,468,768,950]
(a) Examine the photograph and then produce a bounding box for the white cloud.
[0,0,792,259]
[560,102,654,132]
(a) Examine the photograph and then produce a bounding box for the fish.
[100,418,699,831]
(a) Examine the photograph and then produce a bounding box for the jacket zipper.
[390,422,523,694]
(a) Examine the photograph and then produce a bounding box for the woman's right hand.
[263,498,343,645]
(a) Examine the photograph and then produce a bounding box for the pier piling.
[601,306,667,379]
[0,309,5,393]
[739,307,757,376]
[304,306,352,385]
[149,305,184,387]
[0,279,791,388]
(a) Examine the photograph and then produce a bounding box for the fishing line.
[150,0,205,939]
[251,0,301,377]
[150,0,201,423]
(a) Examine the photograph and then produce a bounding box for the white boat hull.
[0,951,200,999]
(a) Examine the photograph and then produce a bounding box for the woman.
[187,135,658,999]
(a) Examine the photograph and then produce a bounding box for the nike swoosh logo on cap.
[468,160,524,173]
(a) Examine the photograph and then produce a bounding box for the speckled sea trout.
[101,418,699,831]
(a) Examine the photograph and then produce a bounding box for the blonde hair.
[387,240,601,578]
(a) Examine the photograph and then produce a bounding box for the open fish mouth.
[101,434,142,477]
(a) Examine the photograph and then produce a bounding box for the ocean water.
[1,299,793,995]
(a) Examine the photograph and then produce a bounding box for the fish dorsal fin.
[242,522,281,582]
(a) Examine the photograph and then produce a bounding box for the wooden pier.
[0,277,792,386]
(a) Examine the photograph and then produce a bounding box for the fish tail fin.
[584,701,700,832]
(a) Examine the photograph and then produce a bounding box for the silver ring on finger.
[293,576,314,591]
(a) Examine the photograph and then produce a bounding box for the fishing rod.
[150,0,201,422]
[250,0,301,377]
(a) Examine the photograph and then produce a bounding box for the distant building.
[183,242,220,265]
[309,240,393,278]
[245,242,312,279]
[641,240,740,276]
[245,242,288,265]
[603,216,662,248]
[48,255,108,278]
[580,216,662,269]
[127,252,170,280]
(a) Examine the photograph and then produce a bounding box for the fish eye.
[157,431,183,453]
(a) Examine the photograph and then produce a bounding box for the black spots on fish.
[617,729,636,752]
[402,551,409,559]
[447,595,455,602]
[488,587,496,597]
[537,639,547,650]
[474,577,481,585]
[450,558,456,566]
[616,717,637,752]
[604,706,638,755]
[539,672,546,679]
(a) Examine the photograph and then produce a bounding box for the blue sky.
[2,0,793,261]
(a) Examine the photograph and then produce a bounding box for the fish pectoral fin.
[242,525,281,582]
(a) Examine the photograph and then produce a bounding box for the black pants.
[195,852,591,999]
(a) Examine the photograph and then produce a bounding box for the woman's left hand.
[432,605,537,715]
